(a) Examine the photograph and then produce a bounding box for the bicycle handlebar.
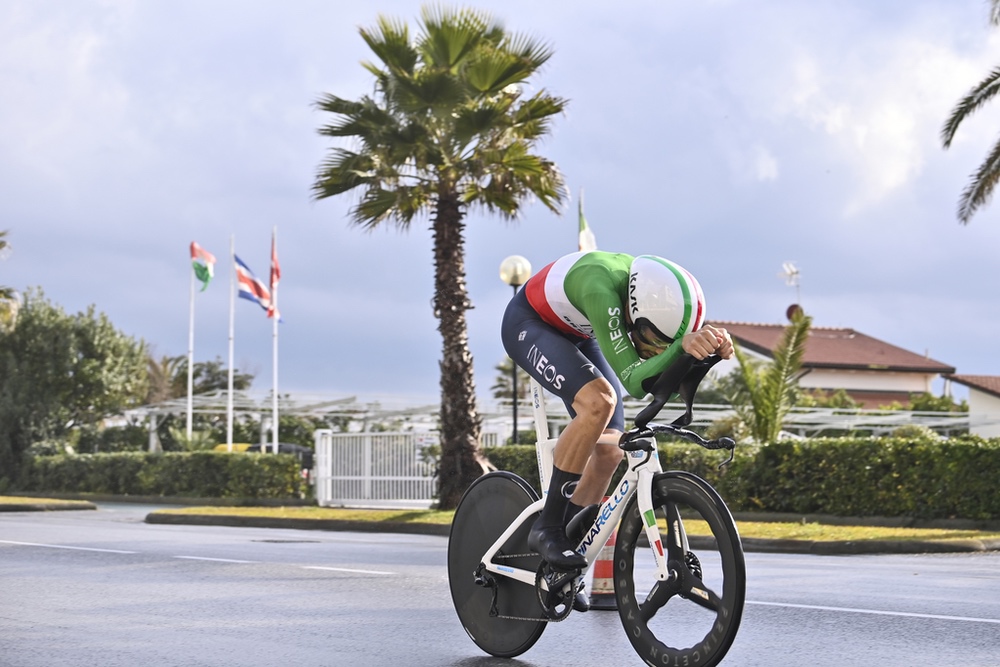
[620,353,736,466]
[634,353,724,429]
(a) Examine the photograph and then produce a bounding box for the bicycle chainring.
[534,562,579,622]
[685,551,703,580]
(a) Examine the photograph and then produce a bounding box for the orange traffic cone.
[588,498,617,610]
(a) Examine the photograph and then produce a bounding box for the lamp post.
[499,255,532,445]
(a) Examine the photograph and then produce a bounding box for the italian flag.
[190,241,216,291]
[578,193,597,252]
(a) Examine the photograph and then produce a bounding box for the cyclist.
[500,251,733,575]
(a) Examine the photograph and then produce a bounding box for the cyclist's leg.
[566,337,625,512]
[501,292,612,569]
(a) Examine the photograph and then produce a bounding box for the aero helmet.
[628,255,707,347]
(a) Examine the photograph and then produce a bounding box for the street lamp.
[499,255,532,444]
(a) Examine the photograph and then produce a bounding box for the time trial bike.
[448,353,746,666]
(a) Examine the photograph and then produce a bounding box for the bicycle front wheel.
[447,471,545,658]
[614,471,746,667]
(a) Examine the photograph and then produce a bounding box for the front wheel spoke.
[639,581,676,623]
[681,575,722,613]
[663,502,687,561]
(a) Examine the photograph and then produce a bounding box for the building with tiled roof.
[708,320,956,409]
[942,375,1000,437]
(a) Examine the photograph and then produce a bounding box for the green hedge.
[484,434,1000,521]
[17,452,305,499]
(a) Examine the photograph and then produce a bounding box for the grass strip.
[0,495,92,506]
[151,506,1000,543]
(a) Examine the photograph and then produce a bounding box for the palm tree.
[941,0,1000,223]
[730,309,812,443]
[312,6,567,508]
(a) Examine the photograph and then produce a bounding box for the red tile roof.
[709,321,955,374]
[944,374,1000,399]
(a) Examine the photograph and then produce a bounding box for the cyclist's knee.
[592,440,624,472]
[573,379,616,422]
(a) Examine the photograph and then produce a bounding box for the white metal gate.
[314,430,438,508]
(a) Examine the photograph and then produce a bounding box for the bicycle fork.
[633,455,675,583]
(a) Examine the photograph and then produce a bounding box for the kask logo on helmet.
[628,255,707,344]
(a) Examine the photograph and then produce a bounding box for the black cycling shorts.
[500,288,625,432]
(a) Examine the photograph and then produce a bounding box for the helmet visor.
[633,320,673,349]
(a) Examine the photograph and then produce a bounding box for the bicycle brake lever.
[618,433,656,452]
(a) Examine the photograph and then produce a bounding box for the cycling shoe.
[528,524,587,570]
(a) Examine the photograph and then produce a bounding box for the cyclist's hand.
[682,325,733,360]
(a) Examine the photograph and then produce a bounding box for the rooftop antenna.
[779,261,801,306]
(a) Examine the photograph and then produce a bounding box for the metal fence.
[314,430,439,508]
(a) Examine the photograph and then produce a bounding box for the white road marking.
[175,556,255,563]
[0,539,136,554]
[302,565,394,575]
[748,600,1000,624]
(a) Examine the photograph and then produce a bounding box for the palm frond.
[956,136,1000,223]
[500,33,554,69]
[941,66,1000,148]
[360,15,417,74]
[418,5,492,69]
[730,312,812,443]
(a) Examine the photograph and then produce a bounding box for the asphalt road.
[1,503,998,667]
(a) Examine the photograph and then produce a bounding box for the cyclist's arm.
[580,289,687,399]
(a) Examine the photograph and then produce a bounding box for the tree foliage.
[490,356,532,401]
[145,354,254,405]
[0,289,149,481]
[730,310,813,443]
[313,5,567,508]
[940,0,1000,223]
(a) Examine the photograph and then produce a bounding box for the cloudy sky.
[2,0,998,407]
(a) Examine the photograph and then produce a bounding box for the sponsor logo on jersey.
[526,345,565,390]
[518,330,527,341]
[607,306,630,355]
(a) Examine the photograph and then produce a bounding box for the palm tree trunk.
[431,190,490,509]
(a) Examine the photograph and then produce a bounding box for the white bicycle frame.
[478,380,677,590]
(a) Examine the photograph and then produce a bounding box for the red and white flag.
[234,255,272,314]
[268,230,281,320]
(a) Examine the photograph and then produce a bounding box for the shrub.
[482,435,1000,521]
[16,451,304,499]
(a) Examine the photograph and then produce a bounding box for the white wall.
[967,389,1000,438]
[798,369,932,393]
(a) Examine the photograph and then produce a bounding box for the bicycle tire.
[448,471,546,658]
[614,471,746,667]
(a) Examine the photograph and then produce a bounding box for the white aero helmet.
[628,255,707,347]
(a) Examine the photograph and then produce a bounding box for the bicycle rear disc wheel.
[615,471,746,667]
[448,471,545,658]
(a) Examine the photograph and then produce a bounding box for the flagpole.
[187,259,195,441]
[271,226,279,455]
[227,234,235,451]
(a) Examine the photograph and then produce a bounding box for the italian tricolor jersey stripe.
[524,252,592,338]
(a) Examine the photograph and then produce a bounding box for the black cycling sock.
[537,466,581,529]
[564,501,588,525]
